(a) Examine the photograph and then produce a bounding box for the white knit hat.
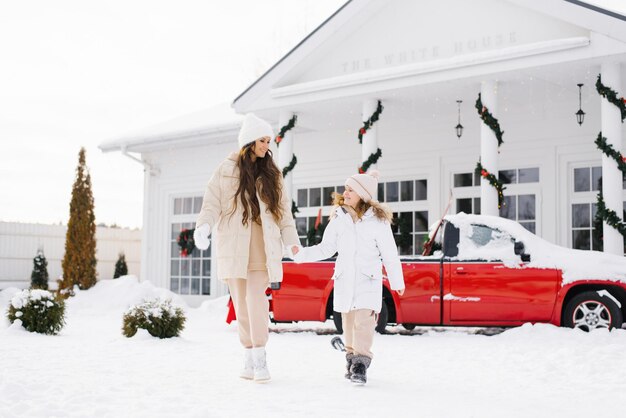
[345,170,380,203]
[238,113,274,149]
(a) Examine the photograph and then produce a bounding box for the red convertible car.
[232,214,626,333]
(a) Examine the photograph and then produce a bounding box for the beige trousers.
[227,270,270,348]
[342,309,377,358]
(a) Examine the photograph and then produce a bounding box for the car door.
[396,260,442,325]
[447,224,559,324]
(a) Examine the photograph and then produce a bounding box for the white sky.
[0,0,344,229]
[1,0,625,230]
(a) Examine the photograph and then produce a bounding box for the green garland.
[475,161,506,209]
[177,228,195,257]
[596,192,626,236]
[358,100,383,144]
[275,115,298,146]
[282,155,297,178]
[475,93,504,147]
[274,115,299,216]
[594,72,626,238]
[595,74,626,123]
[594,132,626,172]
[475,93,505,207]
[359,148,382,174]
[593,132,626,239]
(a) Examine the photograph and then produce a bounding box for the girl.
[194,113,300,383]
[294,170,404,385]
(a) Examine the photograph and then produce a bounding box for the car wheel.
[333,299,389,334]
[563,290,623,331]
[402,323,416,331]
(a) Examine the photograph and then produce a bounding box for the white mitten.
[194,223,211,250]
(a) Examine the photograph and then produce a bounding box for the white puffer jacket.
[196,152,300,283]
[294,206,404,313]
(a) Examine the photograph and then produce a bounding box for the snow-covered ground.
[1,277,625,418]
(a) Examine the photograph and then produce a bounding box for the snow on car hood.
[446,213,626,285]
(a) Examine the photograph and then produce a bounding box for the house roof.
[99,103,242,153]
[232,0,626,114]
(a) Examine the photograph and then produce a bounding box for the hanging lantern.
[576,83,585,126]
[455,100,464,138]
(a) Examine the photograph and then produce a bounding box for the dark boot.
[350,355,371,385]
[345,353,354,380]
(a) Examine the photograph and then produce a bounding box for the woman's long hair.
[231,144,284,226]
[331,192,393,222]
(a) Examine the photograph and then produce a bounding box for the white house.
[100,0,626,306]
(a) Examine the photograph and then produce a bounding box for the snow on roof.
[446,213,626,285]
[100,102,243,152]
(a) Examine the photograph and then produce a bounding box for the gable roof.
[232,0,626,113]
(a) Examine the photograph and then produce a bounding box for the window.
[309,188,321,206]
[170,197,211,296]
[392,210,429,255]
[571,165,602,251]
[571,203,600,251]
[456,198,481,215]
[400,181,413,201]
[297,189,308,207]
[454,172,479,187]
[458,224,515,259]
[499,167,540,184]
[574,167,601,192]
[297,185,344,208]
[386,182,399,202]
[378,178,427,202]
[500,194,536,233]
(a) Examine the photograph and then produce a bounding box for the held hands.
[291,246,300,255]
[193,223,211,250]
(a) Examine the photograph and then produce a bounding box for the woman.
[194,113,300,383]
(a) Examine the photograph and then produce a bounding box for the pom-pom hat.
[345,170,380,203]
[238,113,274,149]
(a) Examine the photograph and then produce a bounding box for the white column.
[361,99,379,171]
[278,110,295,204]
[601,63,624,255]
[480,80,499,216]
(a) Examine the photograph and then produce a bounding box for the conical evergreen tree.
[113,252,128,278]
[30,249,49,290]
[58,148,97,297]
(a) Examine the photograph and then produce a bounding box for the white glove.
[194,223,211,250]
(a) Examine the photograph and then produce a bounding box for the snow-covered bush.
[6,289,66,335]
[122,298,186,339]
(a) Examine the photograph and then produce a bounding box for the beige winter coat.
[196,152,300,283]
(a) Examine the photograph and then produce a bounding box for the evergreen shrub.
[113,253,128,278]
[122,299,185,339]
[7,289,65,335]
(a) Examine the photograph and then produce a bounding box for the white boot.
[240,348,254,380]
[251,347,271,382]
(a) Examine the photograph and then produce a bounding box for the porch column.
[278,110,295,203]
[480,80,499,216]
[601,63,624,255]
[362,99,379,172]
